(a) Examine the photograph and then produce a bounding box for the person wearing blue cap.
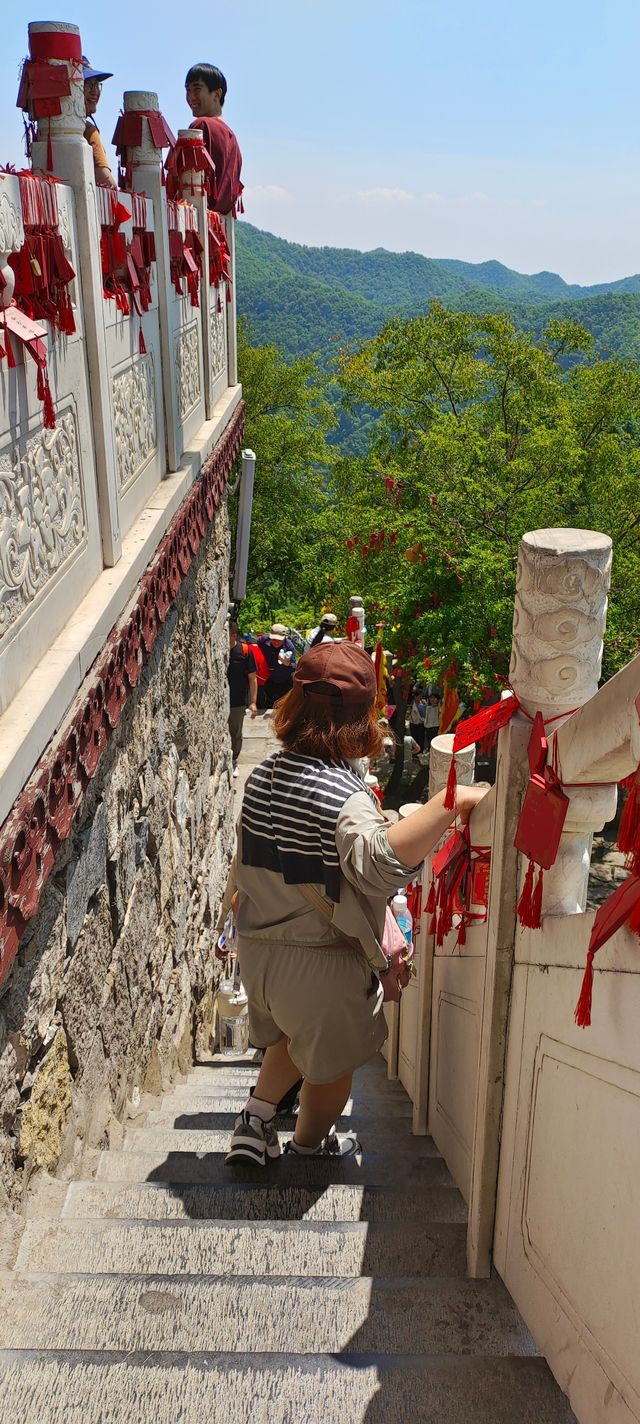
[83,56,116,187]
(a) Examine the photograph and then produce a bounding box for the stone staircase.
[0,1050,576,1422]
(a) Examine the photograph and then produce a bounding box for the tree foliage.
[322,305,640,697]
[233,324,335,628]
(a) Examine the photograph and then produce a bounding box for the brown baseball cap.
[294,640,376,706]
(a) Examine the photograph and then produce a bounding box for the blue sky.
[2,0,639,283]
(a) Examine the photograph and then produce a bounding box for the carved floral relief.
[209,301,226,384]
[0,410,85,643]
[112,357,158,491]
[176,325,201,419]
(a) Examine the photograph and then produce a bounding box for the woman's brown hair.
[273,682,385,763]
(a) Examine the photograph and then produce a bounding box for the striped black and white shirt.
[241,751,375,902]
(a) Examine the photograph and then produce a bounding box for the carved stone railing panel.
[112,357,158,492]
[176,324,201,420]
[0,171,103,718]
[0,409,86,639]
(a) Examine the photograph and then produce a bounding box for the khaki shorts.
[237,936,387,1084]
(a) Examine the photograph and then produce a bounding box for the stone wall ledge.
[0,383,242,830]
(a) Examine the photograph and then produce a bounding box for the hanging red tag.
[575,875,640,1027]
[527,711,548,777]
[514,770,569,870]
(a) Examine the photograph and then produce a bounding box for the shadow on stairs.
[0,1050,576,1422]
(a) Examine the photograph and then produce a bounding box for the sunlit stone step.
[0,1273,536,1356]
[96,1146,454,1187]
[0,1351,578,1424]
[62,1180,468,1225]
[16,1217,467,1279]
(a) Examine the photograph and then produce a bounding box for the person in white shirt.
[408,688,427,751]
[424,694,441,752]
[307,612,338,649]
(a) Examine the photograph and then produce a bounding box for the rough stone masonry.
[0,505,234,1208]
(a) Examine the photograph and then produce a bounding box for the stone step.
[121,1126,437,1158]
[0,1273,536,1356]
[96,1147,453,1188]
[17,1218,467,1278]
[62,1180,468,1224]
[144,1105,414,1134]
[0,1351,577,1424]
[157,1093,410,1116]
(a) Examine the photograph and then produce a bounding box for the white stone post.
[428,733,475,801]
[124,91,180,472]
[509,528,616,914]
[27,20,122,567]
[405,732,477,1133]
[467,526,616,1281]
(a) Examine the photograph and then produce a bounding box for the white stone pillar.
[26,21,86,157]
[428,733,475,800]
[509,528,616,915]
[25,21,122,567]
[124,91,179,472]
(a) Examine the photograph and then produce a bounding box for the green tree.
[234,324,336,628]
[327,304,640,697]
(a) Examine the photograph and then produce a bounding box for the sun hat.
[294,640,376,707]
[82,57,113,83]
[269,623,287,639]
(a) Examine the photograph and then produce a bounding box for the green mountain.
[235,221,640,365]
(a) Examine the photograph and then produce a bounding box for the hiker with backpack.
[225,640,487,1165]
[227,620,259,780]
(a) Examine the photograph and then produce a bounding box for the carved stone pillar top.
[510,527,612,720]
[428,733,475,800]
[124,91,160,112]
[24,21,86,144]
[120,92,164,172]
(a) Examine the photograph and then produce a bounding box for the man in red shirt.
[185,63,244,217]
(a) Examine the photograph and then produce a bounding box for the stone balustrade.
[0,21,244,1202]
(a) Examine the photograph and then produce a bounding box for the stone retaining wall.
[0,505,233,1206]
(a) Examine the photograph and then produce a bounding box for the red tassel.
[574,948,595,1027]
[3,330,16,368]
[58,284,75,336]
[457,916,467,948]
[531,866,544,928]
[617,777,640,876]
[517,858,536,927]
[139,322,147,355]
[37,363,56,429]
[47,126,53,173]
[444,757,457,811]
[426,878,436,915]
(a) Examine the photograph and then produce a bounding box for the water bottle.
[217,977,249,1057]
[391,892,413,950]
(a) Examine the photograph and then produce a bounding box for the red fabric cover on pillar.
[575,874,640,1026]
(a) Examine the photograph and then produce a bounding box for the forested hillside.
[236,221,640,365]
